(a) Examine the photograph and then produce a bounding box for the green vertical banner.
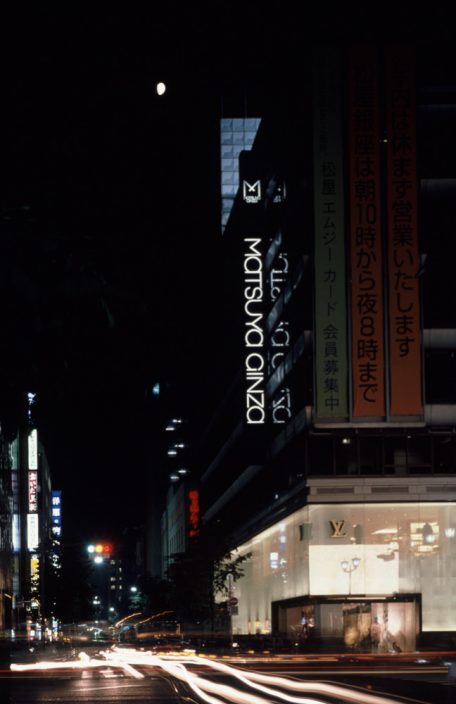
[312,48,348,419]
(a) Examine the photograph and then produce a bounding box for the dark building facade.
[193,44,456,651]
[0,391,61,640]
[0,428,14,633]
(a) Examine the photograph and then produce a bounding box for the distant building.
[159,410,200,580]
[143,383,188,580]
[0,427,14,632]
[119,526,144,613]
[193,44,456,651]
[86,541,123,620]
[1,393,59,639]
[161,480,200,579]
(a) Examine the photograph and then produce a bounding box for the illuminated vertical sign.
[27,513,39,550]
[244,237,266,424]
[12,514,20,551]
[28,471,38,512]
[30,556,39,577]
[52,490,62,538]
[385,47,423,417]
[28,429,38,470]
[30,555,40,595]
[188,489,200,538]
[349,47,385,418]
[312,47,348,418]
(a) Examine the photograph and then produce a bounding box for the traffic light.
[87,543,113,558]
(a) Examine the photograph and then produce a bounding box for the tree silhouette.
[165,524,251,629]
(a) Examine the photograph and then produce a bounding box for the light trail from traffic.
[10,646,427,704]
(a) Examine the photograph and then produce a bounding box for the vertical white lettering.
[243,238,265,424]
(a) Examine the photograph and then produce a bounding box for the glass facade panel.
[434,436,456,474]
[359,437,380,474]
[334,438,358,474]
[219,117,261,234]
[384,437,407,475]
[232,501,456,636]
[407,436,432,474]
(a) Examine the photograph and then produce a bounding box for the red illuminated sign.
[188,489,200,538]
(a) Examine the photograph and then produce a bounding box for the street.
[0,643,455,703]
[0,672,183,703]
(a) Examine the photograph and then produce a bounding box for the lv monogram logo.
[329,519,347,538]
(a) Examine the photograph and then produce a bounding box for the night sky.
[1,6,223,542]
[1,6,452,544]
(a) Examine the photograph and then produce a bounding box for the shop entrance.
[274,596,420,652]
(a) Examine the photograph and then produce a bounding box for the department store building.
[193,43,456,650]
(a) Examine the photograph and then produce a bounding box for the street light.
[341,557,361,595]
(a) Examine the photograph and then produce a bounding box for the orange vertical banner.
[349,47,385,418]
[385,47,423,417]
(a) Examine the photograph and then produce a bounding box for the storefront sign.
[329,519,347,538]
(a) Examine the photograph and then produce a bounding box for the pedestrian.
[370,617,381,651]
[300,612,308,639]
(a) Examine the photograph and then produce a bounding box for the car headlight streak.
[11,646,406,704]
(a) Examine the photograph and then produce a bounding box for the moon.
[156,82,166,96]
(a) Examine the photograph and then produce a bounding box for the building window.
[308,436,334,475]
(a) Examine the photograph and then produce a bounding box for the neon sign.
[188,489,200,538]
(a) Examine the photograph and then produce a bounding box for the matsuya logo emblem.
[243,180,261,204]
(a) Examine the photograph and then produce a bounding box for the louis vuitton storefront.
[231,482,456,651]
